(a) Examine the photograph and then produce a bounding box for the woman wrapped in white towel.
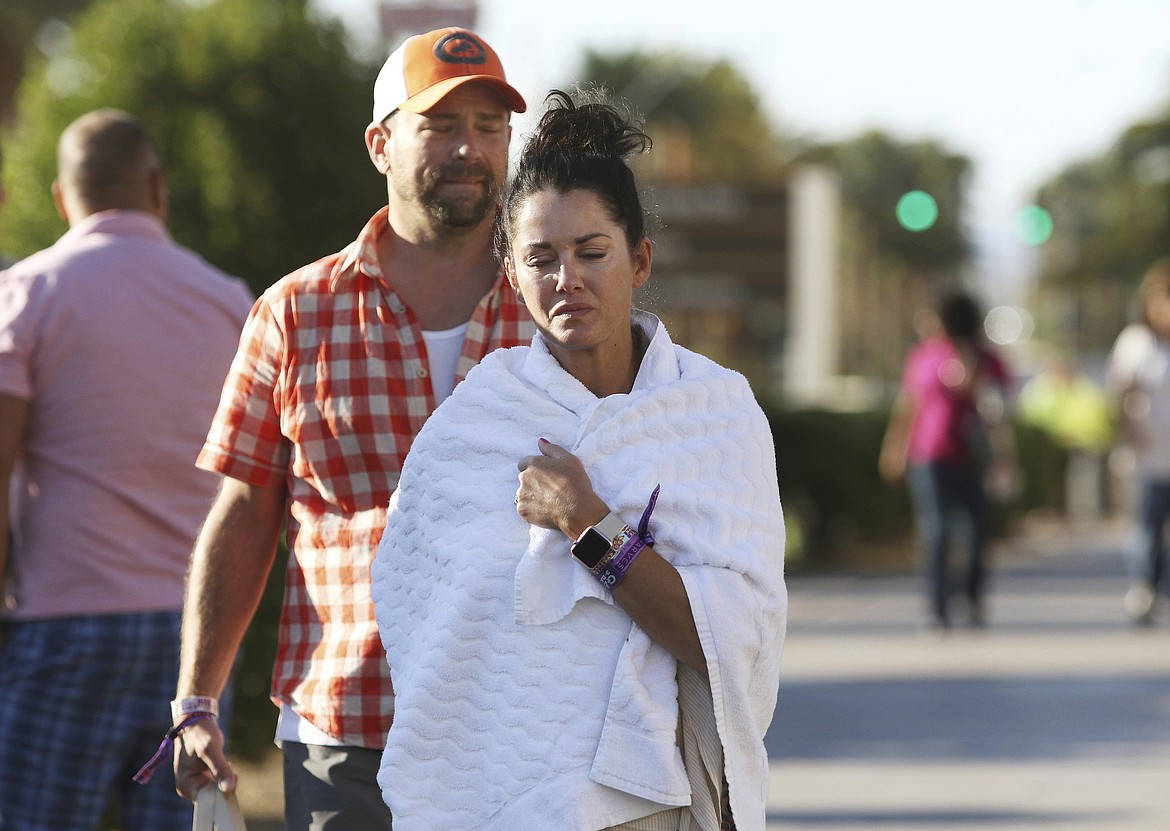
[371,88,787,831]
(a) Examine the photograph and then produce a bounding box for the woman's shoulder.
[672,344,756,393]
[458,343,531,386]
[669,344,769,422]
[673,341,741,379]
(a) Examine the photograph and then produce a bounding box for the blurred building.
[378,0,477,44]
[642,182,789,397]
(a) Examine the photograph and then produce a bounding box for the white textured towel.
[372,313,787,831]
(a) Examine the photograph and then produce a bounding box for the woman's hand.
[878,443,907,484]
[518,440,709,676]
[516,440,608,539]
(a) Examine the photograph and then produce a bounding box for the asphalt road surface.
[766,520,1170,831]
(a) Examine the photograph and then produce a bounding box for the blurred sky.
[315,0,1170,292]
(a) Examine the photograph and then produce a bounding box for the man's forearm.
[177,476,286,699]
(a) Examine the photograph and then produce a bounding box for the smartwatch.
[571,512,627,568]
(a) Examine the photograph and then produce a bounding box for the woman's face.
[505,187,651,361]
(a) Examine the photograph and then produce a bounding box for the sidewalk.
[765,519,1170,830]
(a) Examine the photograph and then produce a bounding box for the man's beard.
[408,162,500,229]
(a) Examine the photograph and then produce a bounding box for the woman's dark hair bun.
[519,88,650,167]
[497,86,651,260]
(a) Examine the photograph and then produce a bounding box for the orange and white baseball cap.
[372,27,527,123]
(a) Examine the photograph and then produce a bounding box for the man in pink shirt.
[0,109,253,831]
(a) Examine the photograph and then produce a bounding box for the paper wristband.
[171,696,219,721]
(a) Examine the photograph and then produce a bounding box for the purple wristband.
[589,524,636,576]
[132,711,214,785]
[595,485,660,590]
[597,536,646,588]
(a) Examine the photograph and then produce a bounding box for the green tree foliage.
[2,0,386,758]
[0,0,95,124]
[1,0,385,294]
[1034,97,1170,351]
[577,50,790,184]
[806,130,972,273]
[1044,112,1170,284]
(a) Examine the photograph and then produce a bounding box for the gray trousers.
[282,742,393,831]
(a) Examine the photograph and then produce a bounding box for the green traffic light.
[896,190,938,232]
[1015,205,1054,245]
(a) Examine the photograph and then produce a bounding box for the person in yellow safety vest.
[1019,355,1115,456]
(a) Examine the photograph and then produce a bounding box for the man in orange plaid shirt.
[170,28,534,829]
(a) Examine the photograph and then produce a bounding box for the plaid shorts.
[0,610,198,831]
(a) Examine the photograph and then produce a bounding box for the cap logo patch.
[433,32,488,65]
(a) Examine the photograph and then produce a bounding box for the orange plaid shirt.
[198,207,535,747]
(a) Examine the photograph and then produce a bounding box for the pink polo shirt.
[0,211,253,620]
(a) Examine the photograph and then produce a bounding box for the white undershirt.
[421,322,470,405]
[274,322,469,748]
[275,705,345,747]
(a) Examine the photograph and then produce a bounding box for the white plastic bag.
[193,787,247,831]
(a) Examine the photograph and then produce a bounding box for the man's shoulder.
[0,243,65,294]
[260,247,350,304]
[164,240,253,294]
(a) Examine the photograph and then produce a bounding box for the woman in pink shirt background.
[879,291,1016,630]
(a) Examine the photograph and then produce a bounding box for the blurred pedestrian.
[171,27,534,829]
[1018,352,1115,521]
[0,109,253,831]
[1106,257,1170,625]
[879,290,1016,629]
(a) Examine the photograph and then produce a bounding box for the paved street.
[765,520,1170,831]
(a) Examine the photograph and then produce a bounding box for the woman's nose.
[554,261,584,292]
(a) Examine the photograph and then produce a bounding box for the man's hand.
[174,718,237,800]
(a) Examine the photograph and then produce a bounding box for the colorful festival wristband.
[595,485,660,590]
[589,524,637,576]
[133,711,215,785]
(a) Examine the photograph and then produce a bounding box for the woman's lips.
[551,301,592,318]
